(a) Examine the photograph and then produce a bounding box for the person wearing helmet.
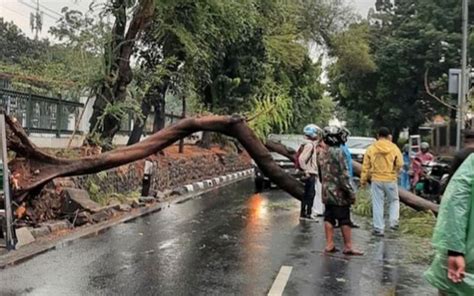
[320,126,363,255]
[412,142,434,187]
[418,142,434,163]
[299,124,321,220]
[339,127,354,178]
[338,127,361,228]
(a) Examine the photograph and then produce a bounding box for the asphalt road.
[0,179,435,296]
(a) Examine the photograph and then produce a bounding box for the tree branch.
[246,105,275,122]
[424,68,457,111]
[7,114,304,203]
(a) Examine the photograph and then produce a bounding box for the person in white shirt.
[298,124,321,220]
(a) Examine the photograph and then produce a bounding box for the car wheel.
[255,176,265,192]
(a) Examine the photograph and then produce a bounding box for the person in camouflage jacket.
[321,126,363,256]
[321,146,356,207]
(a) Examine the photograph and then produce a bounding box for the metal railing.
[118,112,184,134]
[0,88,84,137]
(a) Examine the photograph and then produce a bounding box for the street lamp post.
[458,0,469,150]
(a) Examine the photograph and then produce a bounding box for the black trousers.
[301,175,316,217]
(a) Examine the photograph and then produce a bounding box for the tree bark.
[7,115,304,203]
[88,0,155,148]
[127,96,152,145]
[199,131,212,149]
[152,91,166,133]
[6,115,438,214]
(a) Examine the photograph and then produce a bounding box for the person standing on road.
[399,144,411,190]
[310,139,326,218]
[360,127,403,237]
[298,124,321,220]
[339,127,361,229]
[339,127,354,179]
[321,126,363,255]
[425,153,474,296]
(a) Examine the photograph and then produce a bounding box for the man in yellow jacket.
[361,127,403,236]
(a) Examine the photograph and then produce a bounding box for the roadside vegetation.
[353,189,436,264]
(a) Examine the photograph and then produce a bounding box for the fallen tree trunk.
[351,161,439,213]
[6,113,439,214]
[265,140,439,213]
[6,115,303,202]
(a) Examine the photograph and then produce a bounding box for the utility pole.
[29,0,43,39]
[458,0,469,150]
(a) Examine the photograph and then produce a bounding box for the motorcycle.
[414,160,450,204]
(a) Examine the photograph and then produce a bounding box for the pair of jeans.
[399,170,410,190]
[301,175,316,217]
[371,181,400,233]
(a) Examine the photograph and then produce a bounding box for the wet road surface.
[0,179,435,295]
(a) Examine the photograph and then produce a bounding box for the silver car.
[254,134,307,191]
[346,136,376,163]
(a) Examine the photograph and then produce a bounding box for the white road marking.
[268,265,293,296]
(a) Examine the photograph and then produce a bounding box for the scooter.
[414,160,450,204]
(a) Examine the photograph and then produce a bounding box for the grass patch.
[353,189,436,239]
[85,179,140,206]
[354,189,436,264]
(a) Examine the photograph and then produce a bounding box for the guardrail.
[0,88,84,137]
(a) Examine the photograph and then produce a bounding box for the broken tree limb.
[351,161,439,213]
[5,114,440,214]
[264,140,439,213]
[6,114,304,202]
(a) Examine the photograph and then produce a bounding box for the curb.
[179,168,254,193]
[0,168,254,269]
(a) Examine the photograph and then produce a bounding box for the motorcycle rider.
[412,142,434,187]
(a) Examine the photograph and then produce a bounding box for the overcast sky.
[1,0,375,39]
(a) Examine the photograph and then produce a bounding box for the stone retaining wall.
[66,147,251,197]
[25,145,252,225]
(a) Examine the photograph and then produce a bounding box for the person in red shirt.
[412,142,434,186]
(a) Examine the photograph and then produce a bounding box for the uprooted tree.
[5,113,438,214]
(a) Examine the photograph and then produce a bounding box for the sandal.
[343,249,364,256]
[324,247,339,253]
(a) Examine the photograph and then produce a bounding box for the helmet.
[323,126,342,146]
[303,124,321,139]
[420,142,430,151]
[339,127,351,143]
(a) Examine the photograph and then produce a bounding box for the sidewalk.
[0,169,254,268]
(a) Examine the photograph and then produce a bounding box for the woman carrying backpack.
[298,124,321,220]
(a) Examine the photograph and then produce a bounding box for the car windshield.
[279,139,302,150]
[267,134,305,151]
[346,137,375,149]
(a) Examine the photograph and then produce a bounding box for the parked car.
[346,136,376,163]
[254,134,307,191]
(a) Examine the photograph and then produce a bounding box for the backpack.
[295,143,315,170]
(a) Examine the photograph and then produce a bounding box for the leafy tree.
[329,0,472,140]
[0,18,49,64]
